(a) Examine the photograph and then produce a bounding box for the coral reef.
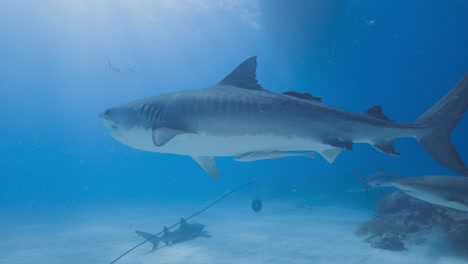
[357,191,468,252]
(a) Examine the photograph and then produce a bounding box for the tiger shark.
[391,176,468,212]
[353,165,401,196]
[135,217,211,251]
[99,56,468,178]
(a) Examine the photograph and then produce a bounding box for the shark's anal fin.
[373,139,401,156]
[191,156,219,179]
[152,127,191,146]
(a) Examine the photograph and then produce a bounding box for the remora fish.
[99,56,468,178]
[235,150,315,162]
[391,176,468,212]
[135,217,211,251]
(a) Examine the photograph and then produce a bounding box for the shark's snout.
[99,109,117,129]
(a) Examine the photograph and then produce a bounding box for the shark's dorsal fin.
[180,217,187,228]
[163,226,169,235]
[364,105,393,122]
[375,162,385,172]
[218,56,264,91]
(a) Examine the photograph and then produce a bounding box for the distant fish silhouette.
[107,57,121,72]
[353,164,401,197]
[126,67,136,74]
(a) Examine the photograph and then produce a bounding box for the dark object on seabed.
[252,199,262,212]
[366,234,407,251]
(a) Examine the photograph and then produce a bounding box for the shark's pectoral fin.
[318,148,343,163]
[152,127,192,146]
[191,156,219,179]
[373,139,401,156]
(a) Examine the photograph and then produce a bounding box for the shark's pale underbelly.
[112,126,336,156]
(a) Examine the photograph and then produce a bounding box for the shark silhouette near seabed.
[135,218,211,251]
[392,176,468,212]
[353,165,401,196]
[99,56,468,178]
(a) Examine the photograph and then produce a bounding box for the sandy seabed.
[1,199,466,264]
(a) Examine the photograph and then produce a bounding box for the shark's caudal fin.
[135,231,160,251]
[415,73,468,175]
[352,170,370,197]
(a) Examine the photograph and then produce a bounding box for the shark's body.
[135,218,211,251]
[391,176,468,212]
[99,57,468,178]
[353,165,401,196]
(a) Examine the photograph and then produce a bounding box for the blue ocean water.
[1,1,468,263]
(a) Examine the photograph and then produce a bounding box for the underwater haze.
[1,1,468,263]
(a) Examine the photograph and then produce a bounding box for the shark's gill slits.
[150,106,160,122]
[140,103,150,119]
[140,103,161,122]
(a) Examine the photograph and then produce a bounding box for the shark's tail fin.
[415,73,468,175]
[135,230,160,250]
[352,169,370,197]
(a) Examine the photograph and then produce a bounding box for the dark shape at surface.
[107,57,121,72]
[252,199,262,212]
